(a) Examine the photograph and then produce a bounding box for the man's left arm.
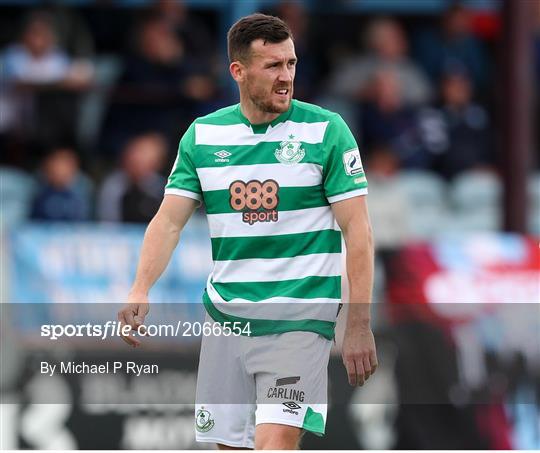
[332,196,378,386]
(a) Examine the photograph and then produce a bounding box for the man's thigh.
[195,320,257,448]
[249,331,332,436]
[255,423,303,450]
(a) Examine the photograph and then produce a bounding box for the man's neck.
[239,97,281,125]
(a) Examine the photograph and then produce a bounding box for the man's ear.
[230,61,245,83]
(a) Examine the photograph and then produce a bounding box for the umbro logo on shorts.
[282,401,301,415]
[282,401,301,410]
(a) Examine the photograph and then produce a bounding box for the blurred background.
[1,0,539,450]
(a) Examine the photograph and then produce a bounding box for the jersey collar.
[236,100,295,134]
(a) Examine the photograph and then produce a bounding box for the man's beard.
[247,80,292,114]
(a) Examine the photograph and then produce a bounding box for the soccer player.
[118,13,377,450]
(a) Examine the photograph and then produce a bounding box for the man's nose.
[278,66,293,82]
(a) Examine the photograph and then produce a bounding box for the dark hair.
[227,13,292,63]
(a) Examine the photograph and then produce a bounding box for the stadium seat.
[395,170,450,239]
[367,178,411,247]
[451,170,502,212]
[397,170,447,210]
[445,209,500,233]
[449,170,502,232]
[0,167,36,228]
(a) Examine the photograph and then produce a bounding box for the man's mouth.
[274,89,289,96]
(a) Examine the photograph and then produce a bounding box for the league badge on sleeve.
[342,148,364,176]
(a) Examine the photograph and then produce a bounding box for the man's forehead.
[249,38,296,61]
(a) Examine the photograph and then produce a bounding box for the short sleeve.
[323,114,368,203]
[165,123,202,202]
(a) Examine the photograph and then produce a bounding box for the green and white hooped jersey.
[165,100,368,340]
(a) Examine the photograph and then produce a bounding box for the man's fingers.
[370,351,378,375]
[344,359,357,386]
[117,311,139,347]
[362,355,372,381]
[123,309,136,329]
[355,359,365,386]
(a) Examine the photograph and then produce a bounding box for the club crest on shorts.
[196,408,215,432]
[275,134,305,165]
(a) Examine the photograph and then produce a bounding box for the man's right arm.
[118,194,198,346]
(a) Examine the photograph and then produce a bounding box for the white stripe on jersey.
[195,120,329,146]
[196,163,322,192]
[327,188,368,203]
[164,188,202,201]
[211,253,341,283]
[207,206,336,238]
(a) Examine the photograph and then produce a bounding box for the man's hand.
[118,195,198,347]
[342,323,378,386]
[117,294,150,347]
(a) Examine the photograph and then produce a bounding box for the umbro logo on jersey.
[214,150,231,163]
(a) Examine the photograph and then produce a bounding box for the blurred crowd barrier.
[0,223,538,449]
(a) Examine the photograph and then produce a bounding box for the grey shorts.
[194,314,332,448]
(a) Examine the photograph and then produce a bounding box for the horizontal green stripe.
[211,229,341,261]
[193,142,323,168]
[211,275,341,302]
[202,291,336,340]
[203,185,328,214]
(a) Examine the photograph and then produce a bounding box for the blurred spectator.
[2,11,93,86]
[328,18,431,105]
[412,5,489,92]
[100,15,216,155]
[151,0,215,58]
[30,147,92,221]
[360,69,433,169]
[423,68,493,180]
[44,3,95,58]
[1,12,94,161]
[3,12,70,84]
[98,133,167,223]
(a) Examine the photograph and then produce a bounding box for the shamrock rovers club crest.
[195,408,215,433]
[275,134,305,165]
